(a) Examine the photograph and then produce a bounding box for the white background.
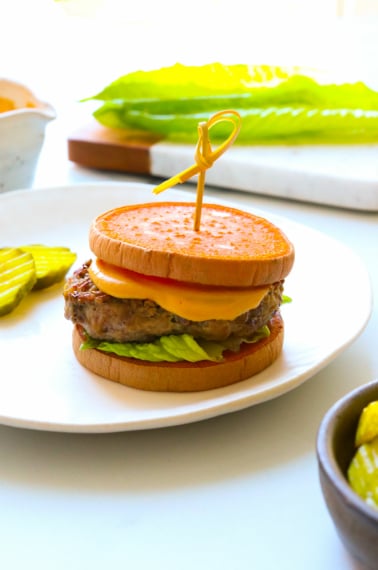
[1,0,378,107]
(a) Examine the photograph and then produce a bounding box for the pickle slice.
[19,245,77,290]
[348,437,378,509]
[355,400,378,447]
[0,248,36,316]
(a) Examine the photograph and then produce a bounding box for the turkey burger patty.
[64,260,284,344]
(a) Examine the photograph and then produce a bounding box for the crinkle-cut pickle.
[0,248,36,316]
[19,244,77,290]
[347,399,378,509]
[0,244,77,316]
[348,437,378,509]
[355,400,378,447]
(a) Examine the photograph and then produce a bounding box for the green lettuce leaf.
[93,106,378,143]
[85,63,378,143]
[80,326,270,363]
[85,63,298,101]
[86,64,378,109]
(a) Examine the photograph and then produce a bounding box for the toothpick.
[152,110,241,231]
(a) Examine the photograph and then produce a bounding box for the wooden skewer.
[153,110,241,231]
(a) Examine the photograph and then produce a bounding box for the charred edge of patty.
[64,261,284,344]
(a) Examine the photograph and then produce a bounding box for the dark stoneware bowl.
[316,380,378,569]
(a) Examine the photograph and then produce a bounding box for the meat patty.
[64,261,284,343]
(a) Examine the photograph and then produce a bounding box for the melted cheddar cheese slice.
[89,259,270,322]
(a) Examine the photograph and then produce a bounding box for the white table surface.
[0,107,377,570]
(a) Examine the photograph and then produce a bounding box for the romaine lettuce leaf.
[85,63,298,101]
[85,63,378,143]
[80,326,270,363]
[93,106,378,143]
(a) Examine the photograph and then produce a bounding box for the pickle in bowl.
[348,400,378,509]
[316,380,378,570]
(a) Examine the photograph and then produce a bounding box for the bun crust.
[72,312,284,392]
[89,202,294,287]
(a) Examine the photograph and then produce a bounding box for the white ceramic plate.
[0,183,372,433]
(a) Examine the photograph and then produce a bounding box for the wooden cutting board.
[67,122,162,174]
[68,121,378,211]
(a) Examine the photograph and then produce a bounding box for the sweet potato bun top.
[89,202,295,287]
